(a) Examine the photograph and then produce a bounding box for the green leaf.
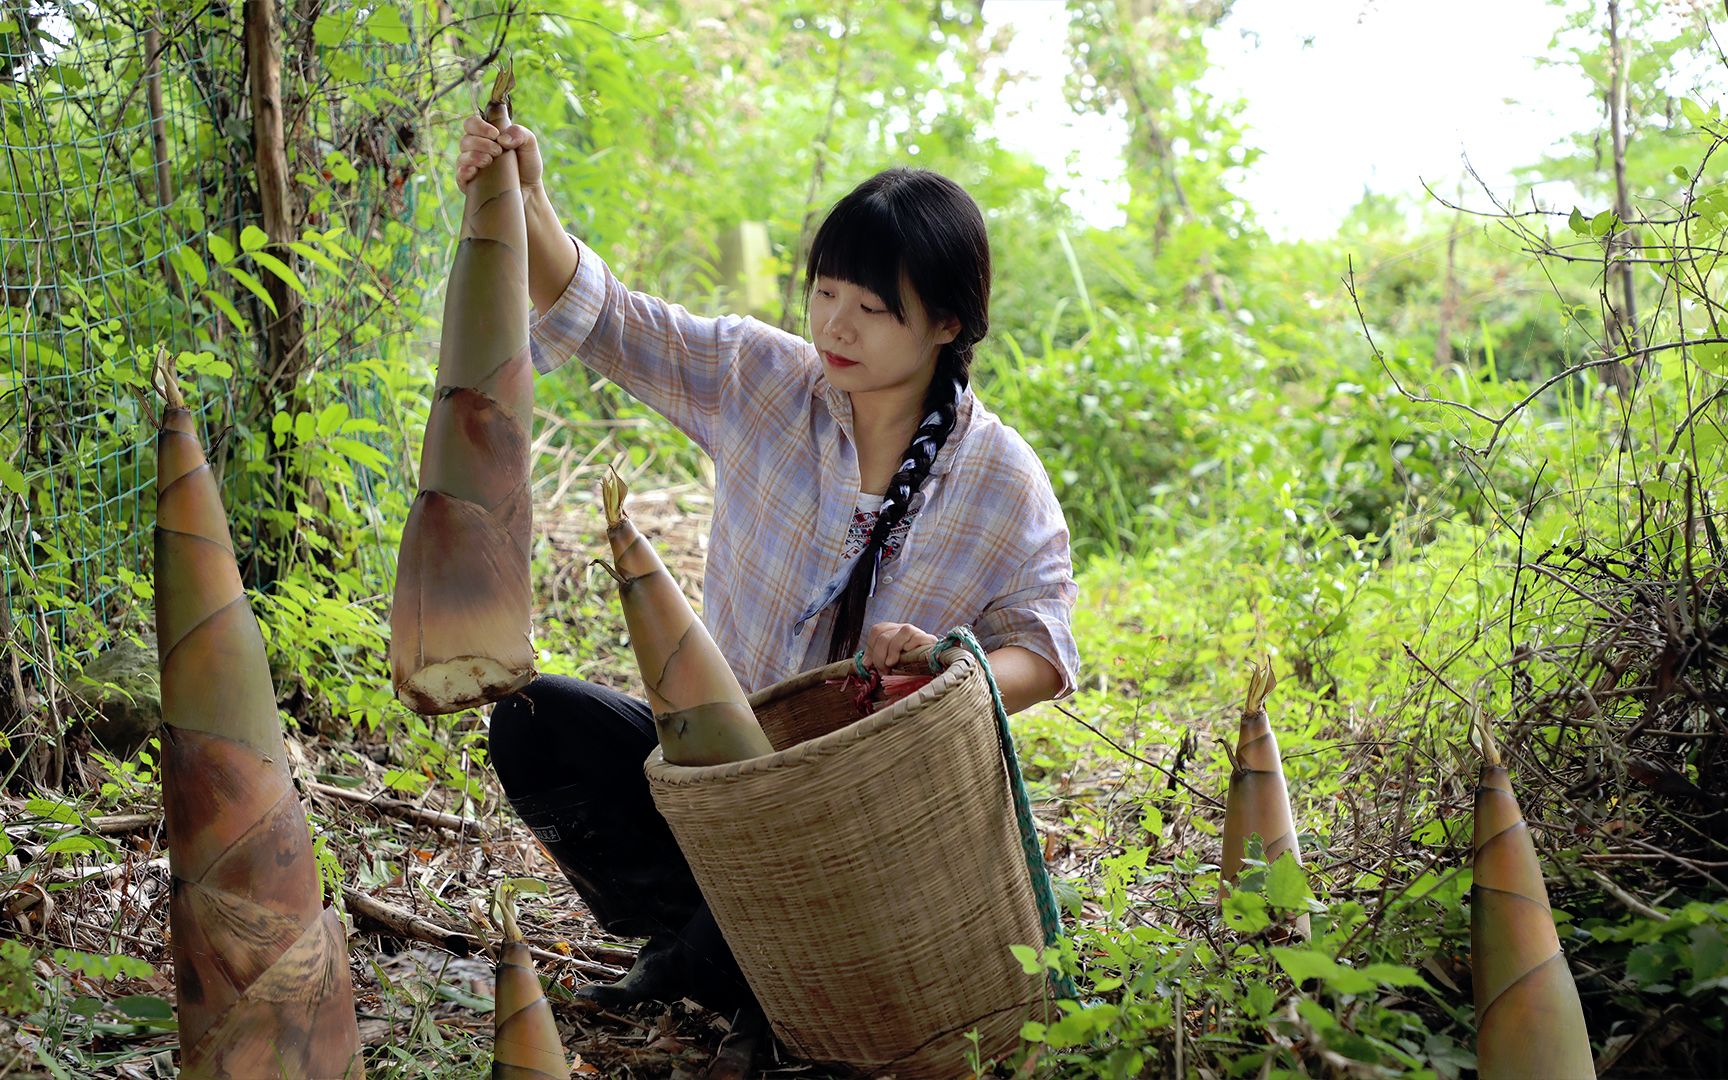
[172,244,208,287]
[1590,208,1619,238]
[1356,962,1431,990]
[0,940,40,1017]
[1222,889,1271,934]
[1271,947,1429,996]
[1009,943,1042,976]
[293,411,315,444]
[207,233,235,264]
[1695,342,1728,373]
[250,251,307,297]
[1675,164,1693,183]
[365,6,410,43]
[316,402,350,438]
[330,437,390,476]
[44,834,118,857]
[1265,852,1310,912]
[240,225,269,252]
[201,287,248,331]
[221,266,278,316]
[287,240,343,275]
[0,460,26,497]
[313,14,347,46]
[1568,207,1589,236]
[24,798,81,825]
[1688,925,1728,983]
[179,351,234,380]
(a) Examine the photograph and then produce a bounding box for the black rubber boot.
[574,903,755,1014]
[489,677,704,938]
[508,780,703,938]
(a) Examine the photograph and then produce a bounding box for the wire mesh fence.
[0,1,479,732]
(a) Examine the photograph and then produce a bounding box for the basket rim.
[644,649,981,785]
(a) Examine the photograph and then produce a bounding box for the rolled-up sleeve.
[971,527,1081,700]
[528,233,749,456]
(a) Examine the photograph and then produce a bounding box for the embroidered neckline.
[841,503,915,564]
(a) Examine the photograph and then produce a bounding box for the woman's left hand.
[862,622,939,674]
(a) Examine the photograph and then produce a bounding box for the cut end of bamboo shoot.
[397,656,534,717]
[391,489,535,714]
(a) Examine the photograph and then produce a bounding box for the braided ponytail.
[824,352,969,664]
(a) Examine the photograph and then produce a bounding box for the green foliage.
[0,940,38,1017]
[6,0,1727,1076]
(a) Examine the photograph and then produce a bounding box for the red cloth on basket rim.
[825,673,937,717]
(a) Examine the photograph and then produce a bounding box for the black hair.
[801,167,992,665]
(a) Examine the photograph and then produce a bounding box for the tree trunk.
[1603,0,1637,397]
[246,0,304,394]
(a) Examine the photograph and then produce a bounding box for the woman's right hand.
[456,114,543,195]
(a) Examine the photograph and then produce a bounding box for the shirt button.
[881,574,896,585]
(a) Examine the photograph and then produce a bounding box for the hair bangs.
[804,194,909,322]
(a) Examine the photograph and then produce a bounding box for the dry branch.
[304,780,487,838]
[344,890,631,979]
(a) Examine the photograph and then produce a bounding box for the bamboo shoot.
[390,64,536,715]
[596,469,772,765]
[1471,719,1592,1078]
[1220,658,1308,936]
[153,364,363,1078]
[492,888,570,1080]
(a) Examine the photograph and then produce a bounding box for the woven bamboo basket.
[644,643,1054,1078]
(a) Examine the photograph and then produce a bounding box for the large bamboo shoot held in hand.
[596,469,772,765]
[153,364,363,1078]
[492,888,570,1080]
[391,64,535,715]
[1470,719,1592,1079]
[1220,658,1309,936]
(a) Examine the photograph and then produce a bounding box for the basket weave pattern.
[645,650,1049,1077]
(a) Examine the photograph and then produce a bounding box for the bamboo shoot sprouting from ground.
[491,886,570,1080]
[1220,657,1308,936]
[595,468,773,765]
[390,63,536,715]
[152,358,363,1078]
[1470,716,1593,1079]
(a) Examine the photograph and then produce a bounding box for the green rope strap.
[858,625,1077,1000]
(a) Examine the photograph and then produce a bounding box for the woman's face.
[810,274,959,398]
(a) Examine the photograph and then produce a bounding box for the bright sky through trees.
[981,0,1616,240]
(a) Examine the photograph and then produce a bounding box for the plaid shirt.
[529,235,1080,698]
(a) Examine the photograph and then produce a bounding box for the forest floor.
[7,477,1091,1079]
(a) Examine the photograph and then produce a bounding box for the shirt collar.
[811,367,977,480]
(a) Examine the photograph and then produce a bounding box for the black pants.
[488,674,753,1012]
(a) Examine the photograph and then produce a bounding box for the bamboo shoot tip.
[1472,708,1502,767]
[151,346,185,410]
[488,60,515,108]
[600,467,628,527]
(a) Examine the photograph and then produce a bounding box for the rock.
[73,632,161,758]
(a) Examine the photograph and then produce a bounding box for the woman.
[456,117,1080,1013]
